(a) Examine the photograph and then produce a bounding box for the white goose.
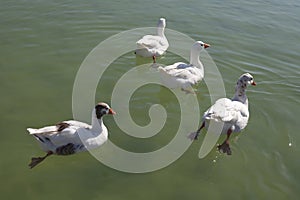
[188,73,256,155]
[27,102,115,168]
[135,18,169,63]
[158,41,210,93]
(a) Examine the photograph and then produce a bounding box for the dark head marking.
[95,103,109,119]
[238,73,255,86]
[95,102,115,119]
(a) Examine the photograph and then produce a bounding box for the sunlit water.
[0,0,299,199]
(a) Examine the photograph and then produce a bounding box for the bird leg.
[217,129,232,155]
[29,151,53,169]
[152,55,156,63]
[188,121,205,140]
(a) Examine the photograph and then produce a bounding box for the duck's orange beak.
[108,108,116,115]
[204,43,210,48]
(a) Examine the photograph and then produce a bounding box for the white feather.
[135,18,169,58]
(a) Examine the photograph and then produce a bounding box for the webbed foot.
[187,132,199,141]
[28,151,53,169]
[217,141,232,155]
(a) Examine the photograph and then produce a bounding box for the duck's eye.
[101,108,108,114]
[249,77,253,81]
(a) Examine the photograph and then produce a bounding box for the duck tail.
[27,128,38,134]
[158,66,166,73]
[27,127,50,143]
[158,67,172,78]
[26,126,58,135]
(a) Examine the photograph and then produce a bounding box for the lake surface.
[0,0,299,199]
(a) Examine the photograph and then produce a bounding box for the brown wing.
[56,122,70,132]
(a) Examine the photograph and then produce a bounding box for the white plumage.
[203,98,249,133]
[27,102,115,168]
[135,18,169,63]
[158,41,210,93]
[188,73,256,154]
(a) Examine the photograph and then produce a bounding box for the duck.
[135,18,169,63]
[188,73,256,155]
[158,41,210,93]
[27,102,115,169]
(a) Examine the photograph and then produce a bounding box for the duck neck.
[157,26,166,38]
[232,82,248,106]
[91,110,103,134]
[190,50,203,73]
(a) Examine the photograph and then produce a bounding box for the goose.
[135,18,169,63]
[27,102,115,168]
[158,41,210,93]
[188,73,256,155]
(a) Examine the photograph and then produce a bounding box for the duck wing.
[203,98,249,131]
[160,63,202,84]
[62,120,91,129]
[137,35,168,50]
[26,120,91,148]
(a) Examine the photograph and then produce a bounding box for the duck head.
[193,41,210,51]
[95,102,116,119]
[157,18,166,28]
[238,73,256,86]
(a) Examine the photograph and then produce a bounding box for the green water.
[1,0,299,199]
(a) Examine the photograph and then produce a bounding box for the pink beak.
[108,108,116,115]
[204,43,210,48]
